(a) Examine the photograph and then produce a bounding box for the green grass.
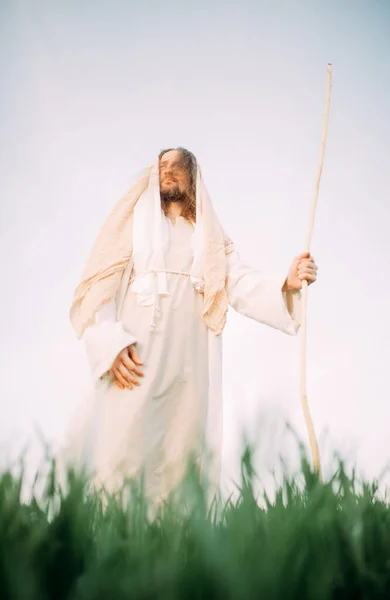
[1,446,390,600]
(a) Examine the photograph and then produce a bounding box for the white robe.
[66,217,300,501]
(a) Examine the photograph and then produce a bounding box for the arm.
[82,301,137,383]
[226,250,301,336]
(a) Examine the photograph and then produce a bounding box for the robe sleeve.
[226,250,301,336]
[82,301,137,383]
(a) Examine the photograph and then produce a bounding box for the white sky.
[1,0,390,491]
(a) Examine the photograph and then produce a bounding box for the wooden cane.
[300,64,332,476]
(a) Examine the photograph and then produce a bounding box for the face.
[159,150,190,202]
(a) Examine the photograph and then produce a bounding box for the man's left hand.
[283,252,318,292]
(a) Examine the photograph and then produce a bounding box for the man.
[68,148,317,501]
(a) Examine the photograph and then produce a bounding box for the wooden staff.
[300,64,332,476]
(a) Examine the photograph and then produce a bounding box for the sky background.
[1,0,390,492]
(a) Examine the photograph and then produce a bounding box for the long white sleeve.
[226,250,301,336]
[82,301,137,383]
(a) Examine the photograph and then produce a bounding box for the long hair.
[158,147,198,222]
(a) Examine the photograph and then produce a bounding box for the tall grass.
[1,445,390,599]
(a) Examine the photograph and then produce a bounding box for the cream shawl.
[70,161,233,339]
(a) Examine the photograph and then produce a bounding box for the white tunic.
[68,217,301,501]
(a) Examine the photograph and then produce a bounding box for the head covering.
[69,158,234,339]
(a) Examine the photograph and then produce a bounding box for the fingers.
[129,344,144,366]
[298,268,317,284]
[110,344,144,390]
[110,368,124,390]
[296,255,318,286]
[298,257,317,268]
[112,367,131,390]
[119,363,141,386]
[112,364,138,390]
[295,251,311,261]
[295,252,318,268]
[298,265,317,276]
[298,258,318,273]
[122,353,144,378]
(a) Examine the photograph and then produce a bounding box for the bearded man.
[68,148,317,501]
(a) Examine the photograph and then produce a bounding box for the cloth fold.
[131,163,170,317]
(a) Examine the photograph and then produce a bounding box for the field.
[1,447,390,600]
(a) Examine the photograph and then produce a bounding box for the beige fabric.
[69,164,233,339]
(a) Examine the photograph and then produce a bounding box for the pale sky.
[1,0,390,492]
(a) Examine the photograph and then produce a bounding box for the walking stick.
[300,64,332,476]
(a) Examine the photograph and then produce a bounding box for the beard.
[160,184,186,204]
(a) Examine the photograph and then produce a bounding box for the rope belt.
[129,270,193,332]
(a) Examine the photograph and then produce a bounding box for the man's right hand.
[109,344,144,390]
